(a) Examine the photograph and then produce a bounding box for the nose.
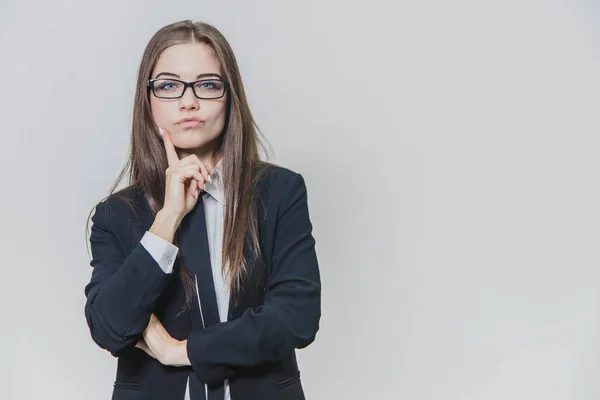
[178,85,199,111]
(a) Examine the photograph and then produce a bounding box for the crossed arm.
[84,173,321,387]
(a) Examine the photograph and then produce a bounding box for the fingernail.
[194,189,199,198]
[207,175,213,184]
[158,127,163,136]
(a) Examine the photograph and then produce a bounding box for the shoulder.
[254,162,310,216]
[92,186,148,231]
[256,162,307,197]
[89,186,149,253]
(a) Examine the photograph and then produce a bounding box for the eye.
[156,80,180,91]
[196,80,222,90]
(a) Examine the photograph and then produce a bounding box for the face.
[149,42,228,162]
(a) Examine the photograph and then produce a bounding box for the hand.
[136,313,190,367]
[134,338,157,360]
[159,127,212,220]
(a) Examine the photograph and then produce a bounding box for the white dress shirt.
[140,159,230,400]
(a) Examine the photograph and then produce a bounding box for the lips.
[179,120,203,129]
[178,117,204,124]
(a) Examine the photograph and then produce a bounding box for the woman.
[84,20,321,400]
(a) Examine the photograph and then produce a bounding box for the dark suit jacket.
[84,165,321,400]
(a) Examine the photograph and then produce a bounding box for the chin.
[174,131,219,150]
[173,139,208,149]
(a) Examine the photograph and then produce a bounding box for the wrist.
[157,208,183,224]
[150,209,182,243]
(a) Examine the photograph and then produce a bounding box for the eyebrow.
[154,72,222,80]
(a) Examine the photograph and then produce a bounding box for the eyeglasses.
[147,78,228,99]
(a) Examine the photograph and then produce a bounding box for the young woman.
[84,20,321,400]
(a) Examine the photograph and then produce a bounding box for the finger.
[178,155,212,183]
[152,314,168,330]
[199,162,211,184]
[136,339,151,354]
[137,340,157,359]
[160,128,180,167]
[146,348,157,359]
[189,178,199,199]
[174,166,206,188]
[144,314,156,330]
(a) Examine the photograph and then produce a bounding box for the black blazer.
[84,165,321,400]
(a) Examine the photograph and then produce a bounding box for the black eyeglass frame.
[147,78,229,99]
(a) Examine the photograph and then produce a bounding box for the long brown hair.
[85,20,272,312]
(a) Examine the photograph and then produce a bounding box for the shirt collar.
[203,158,225,206]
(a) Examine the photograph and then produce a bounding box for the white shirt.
[140,160,230,400]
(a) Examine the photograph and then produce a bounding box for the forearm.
[186,287,320,386]
[86,208,181,354]
[85,246,173,353]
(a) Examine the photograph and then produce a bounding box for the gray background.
[1,0,600,399]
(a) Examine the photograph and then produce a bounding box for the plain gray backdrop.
[2,0,600,399]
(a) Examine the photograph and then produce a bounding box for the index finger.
[160,127,180,167]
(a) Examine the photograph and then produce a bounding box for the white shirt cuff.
[140,231,179,274]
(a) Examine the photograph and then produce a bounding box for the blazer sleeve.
[186,172,321,386]
[84,199,173,356]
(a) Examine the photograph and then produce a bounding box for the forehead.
[153,42,221,79]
